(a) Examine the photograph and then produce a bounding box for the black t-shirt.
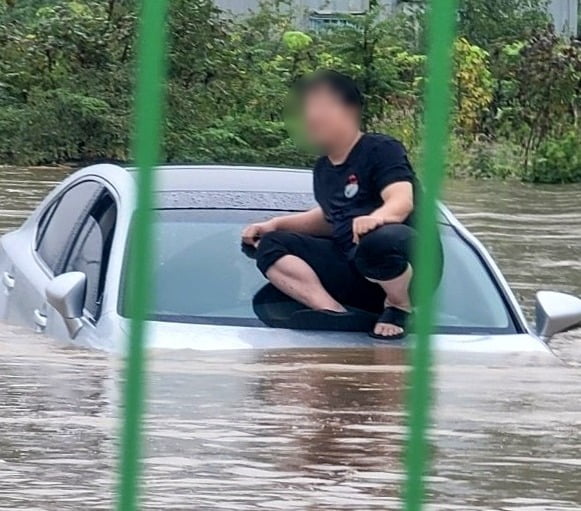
[313,133,417,253]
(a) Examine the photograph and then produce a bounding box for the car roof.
[150,165,456,224]
[112,163,452,224]
[128,165,314,194]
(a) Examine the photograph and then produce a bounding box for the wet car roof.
[129,165,314,194]
[156,190,317,211]
[141,165,449,223]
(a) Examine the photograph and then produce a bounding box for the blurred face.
[302,85,359,149]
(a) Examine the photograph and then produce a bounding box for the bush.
[449,137,522,179]
[0,89,128,164]
[528,131,581,183]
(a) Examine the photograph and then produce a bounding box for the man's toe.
[374,323,403,337]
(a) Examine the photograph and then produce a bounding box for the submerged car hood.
[118,319,552,355]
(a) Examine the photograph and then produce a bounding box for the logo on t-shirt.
[344,174,359,199]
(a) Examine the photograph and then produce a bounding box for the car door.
[2,180,104,332]
[44,189,118,341]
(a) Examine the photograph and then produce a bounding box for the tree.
[512,27,581,173]
[453,37,494,135]
[458,0,549,48]
[319,9,424,133]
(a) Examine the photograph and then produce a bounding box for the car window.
[36,181,103,273]
[435,227,511,331]
[65,192,117,319]
[36,200,59,248]
[121,209,517,335]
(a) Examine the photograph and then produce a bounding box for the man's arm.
[272,207,332,235]
[242,207,332,247]
[352,181,414,243]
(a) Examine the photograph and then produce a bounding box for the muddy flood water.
[0,167,580,510]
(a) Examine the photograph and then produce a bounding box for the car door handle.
[33,308,47,330]
[2,271,15,290]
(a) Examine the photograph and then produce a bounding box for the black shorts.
[255,224,419,313]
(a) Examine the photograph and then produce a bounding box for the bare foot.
[373,302,411,337]
[373,320,404,337]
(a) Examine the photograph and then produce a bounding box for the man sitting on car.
[242,70,437,340]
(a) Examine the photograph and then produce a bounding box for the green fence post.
[405,1,457,511]
[117,0,169,510]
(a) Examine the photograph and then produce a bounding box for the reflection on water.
[0,167,580,510]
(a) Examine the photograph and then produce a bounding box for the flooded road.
[0,167,580,510]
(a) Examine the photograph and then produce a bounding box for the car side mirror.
[535,291,581,342]
[46,272,87,338]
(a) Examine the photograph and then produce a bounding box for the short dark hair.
[296,70,364,112]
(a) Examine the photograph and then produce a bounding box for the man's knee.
[255,231,298,276]
[354,224,414,281]
[357,224,414,259]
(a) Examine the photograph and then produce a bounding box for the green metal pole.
[117,1,168,510]
[404,1,457,511]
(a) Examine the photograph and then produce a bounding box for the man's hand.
[242,220,276,247]
[352,215,384,244]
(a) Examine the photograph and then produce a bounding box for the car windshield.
[124,209,516,334]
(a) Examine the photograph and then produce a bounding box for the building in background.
[214,0,579,37]
[548,0,578,36]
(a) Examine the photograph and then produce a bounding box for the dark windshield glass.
[125,209,515,334]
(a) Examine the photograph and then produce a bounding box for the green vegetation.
[0,0,579,182]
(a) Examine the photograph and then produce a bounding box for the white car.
[1,164,580,352]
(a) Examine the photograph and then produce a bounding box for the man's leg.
[265,255,345,312]
[367,264,413,337]
[353,224,416,337]
[255,231,349,313]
